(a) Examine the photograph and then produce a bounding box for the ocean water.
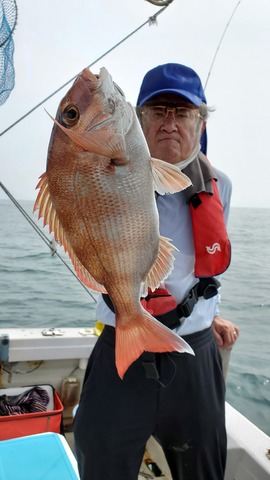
[0,199,269,436]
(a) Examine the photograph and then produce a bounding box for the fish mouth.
[80,68,100,88]
[78,68,116,132]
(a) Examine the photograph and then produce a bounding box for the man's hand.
[212,315,239,348]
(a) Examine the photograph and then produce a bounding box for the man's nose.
[161,113,178,131]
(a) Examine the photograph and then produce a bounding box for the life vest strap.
[102,277,220,330]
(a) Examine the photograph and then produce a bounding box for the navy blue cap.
[136,63,206,107]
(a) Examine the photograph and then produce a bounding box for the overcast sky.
[1,0,270,208]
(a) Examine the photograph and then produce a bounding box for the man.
[74,63,239,480]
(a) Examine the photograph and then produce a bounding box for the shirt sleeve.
[213,168,232,317]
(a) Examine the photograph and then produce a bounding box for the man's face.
[140,94,206,165]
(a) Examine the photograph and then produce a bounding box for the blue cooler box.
[0,432,79,479]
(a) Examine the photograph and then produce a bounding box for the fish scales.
[34,66,194,378]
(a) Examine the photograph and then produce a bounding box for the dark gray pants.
[74,325,227,480]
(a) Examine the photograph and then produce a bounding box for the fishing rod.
[0,0,241,300]
[145,0,174,5]
[0,181,97,303]
[0,2,172,137]
[0,2,174,299]
[0,0,242,133]
[204,0,242,91]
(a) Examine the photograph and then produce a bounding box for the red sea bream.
[34,67,194,378]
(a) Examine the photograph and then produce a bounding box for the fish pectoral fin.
[151,157,192,195]
[115,311,194,379]
[34,172,107,294]
[145,236,178,291]
[46,110,127,160]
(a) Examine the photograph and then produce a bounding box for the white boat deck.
[0,327,270,479]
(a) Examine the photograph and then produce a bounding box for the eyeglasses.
[141,105,203,125]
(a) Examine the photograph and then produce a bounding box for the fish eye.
[62,104,80,126]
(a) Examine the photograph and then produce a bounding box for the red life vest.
[141,288,177,316]
[142,168,231,318]
[189,178,231,277]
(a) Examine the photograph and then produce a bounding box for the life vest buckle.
[178,287,199,318]
[197,277,220,300]
[202,282,219,299]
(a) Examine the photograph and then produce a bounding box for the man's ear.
[201,120,207,134]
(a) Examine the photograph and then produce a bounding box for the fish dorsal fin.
[151,157,192,195]
[34,173,107,293]
[46,111,127,161]
[145,236,178,291]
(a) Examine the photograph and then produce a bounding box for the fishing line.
[0,181,97,303]
[0,3,171,137]
[0,0,241,301]
[204,0,242,91]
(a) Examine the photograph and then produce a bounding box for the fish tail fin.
[115,311,194,379]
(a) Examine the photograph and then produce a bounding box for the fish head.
[48,67,135,161]
[55,69,101,132]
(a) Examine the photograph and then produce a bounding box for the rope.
[0,4,170,137]
[0,181,97,303]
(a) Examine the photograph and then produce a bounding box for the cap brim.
[138,88,203,107]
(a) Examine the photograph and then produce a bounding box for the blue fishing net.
[0,0,17,105]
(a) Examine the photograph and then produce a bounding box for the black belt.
[102,277,220,330]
